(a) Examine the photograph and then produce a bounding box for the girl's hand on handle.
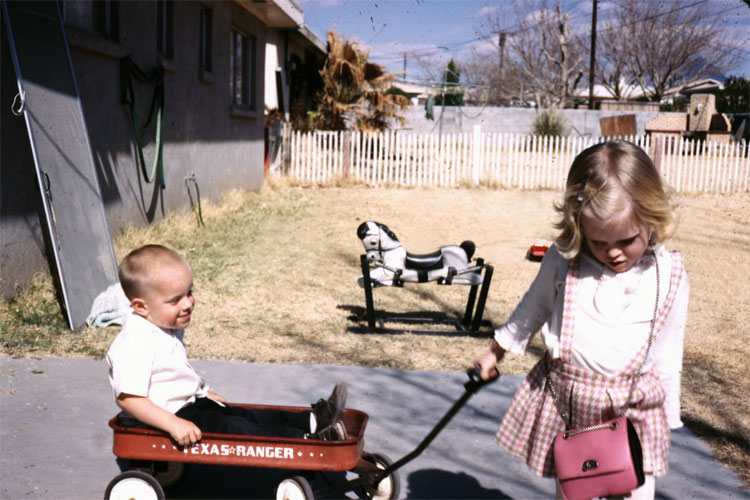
[475,341,506,381]
[475,352,499,380]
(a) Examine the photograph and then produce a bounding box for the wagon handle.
[324,369,500,498]
[465,364,499,393]
[374,366,498,480]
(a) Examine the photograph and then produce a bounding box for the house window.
[62,0,118,41]
[230,29,255,109]
[156,0,173,58]
[199,6,212,72]
[93,0,118,41]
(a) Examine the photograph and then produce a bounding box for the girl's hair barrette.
[577,171,592,203]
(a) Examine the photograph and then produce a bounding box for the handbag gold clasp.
[582,460,599,471]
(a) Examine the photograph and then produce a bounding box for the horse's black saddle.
[405,240,476,270]
[405,250,444,270]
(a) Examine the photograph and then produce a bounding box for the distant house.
[391,80,431,106]
[672,77,725,99]
[570,81,659,112]
[571,77,728,111]
[1,0,324,298]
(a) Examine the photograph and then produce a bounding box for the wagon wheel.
[104,470,165,500]
[362,453,400,500]
[151,461,185,487]
[276,474,314,500]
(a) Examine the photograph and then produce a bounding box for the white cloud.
[475,5,499,18]
[297,0,344,6]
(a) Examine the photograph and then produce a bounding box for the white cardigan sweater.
[495,245,689,428]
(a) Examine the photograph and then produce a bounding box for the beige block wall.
[688,94,716,132]
[645,113,688,132]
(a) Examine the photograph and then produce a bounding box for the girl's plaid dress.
[495,251,684,478]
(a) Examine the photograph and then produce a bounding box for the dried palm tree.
[313,30,411,132]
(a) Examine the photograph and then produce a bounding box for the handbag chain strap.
[562,420,619,439]
[545,249,661,429]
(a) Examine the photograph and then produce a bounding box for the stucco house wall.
[1,1,280,297]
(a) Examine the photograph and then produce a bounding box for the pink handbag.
[553,416,645,500]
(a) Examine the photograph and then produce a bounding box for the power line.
[374,0,734,65]
[597,0,710,34]
[375,37,490,62]
[395,77,493,91]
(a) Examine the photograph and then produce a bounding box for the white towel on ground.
[86,282,131,327]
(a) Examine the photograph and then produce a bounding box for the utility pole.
[496,31,508,103]
[588,0,597,110]
[498,32,507,75]
[402,51,407,78]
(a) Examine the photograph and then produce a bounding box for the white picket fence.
[285,125,750,194]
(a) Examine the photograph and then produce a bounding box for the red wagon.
[105,369,495,500]
[105,405,398,500]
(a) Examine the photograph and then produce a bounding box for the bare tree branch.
[471,0,587,108]
[609,0,741,101]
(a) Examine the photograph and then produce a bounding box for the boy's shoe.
[315,420,348,441]
[311,381,347,431]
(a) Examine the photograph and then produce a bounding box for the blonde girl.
[475,141,689,499]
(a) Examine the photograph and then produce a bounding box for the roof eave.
[236,0,303,28]
[294,24,326,55]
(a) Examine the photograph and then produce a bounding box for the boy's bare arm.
[117,393,202,446]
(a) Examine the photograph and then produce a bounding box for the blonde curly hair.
[554,141,677,259]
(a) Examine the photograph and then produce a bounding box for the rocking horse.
[355,221,493,334]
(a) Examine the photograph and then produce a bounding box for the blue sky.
[297,0,750,83]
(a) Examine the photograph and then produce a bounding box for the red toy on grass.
[526,244,549,261]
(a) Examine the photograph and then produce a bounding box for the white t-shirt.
[495,245,689,428]
[107,311,209,414]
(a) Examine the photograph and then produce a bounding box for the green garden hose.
[120,56,165,187]
[185,173,205,227]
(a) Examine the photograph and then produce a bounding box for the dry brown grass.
[1,179,748,485]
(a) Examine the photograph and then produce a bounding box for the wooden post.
[343,132,351,178]
[281,123,291,174]
[653,136,664,173]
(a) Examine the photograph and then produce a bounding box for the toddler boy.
[106,244,347,446]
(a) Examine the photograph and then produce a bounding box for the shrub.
[533,110,566,136]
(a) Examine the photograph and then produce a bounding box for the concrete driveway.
[0,356,745,499]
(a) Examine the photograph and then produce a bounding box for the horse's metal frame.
[354,254,494,335]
